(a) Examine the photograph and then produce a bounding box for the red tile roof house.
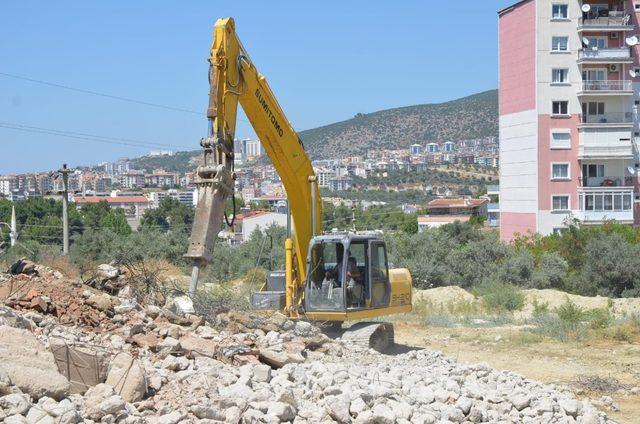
[418,198,489,231]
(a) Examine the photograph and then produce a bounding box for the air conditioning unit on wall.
[609,64,620,72]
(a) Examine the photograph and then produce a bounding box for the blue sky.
[0,1,514,174]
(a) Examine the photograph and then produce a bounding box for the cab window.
[306,241,345,311]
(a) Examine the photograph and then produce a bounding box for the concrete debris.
[0,261,620,423]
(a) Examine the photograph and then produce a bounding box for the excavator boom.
[185,18,322,303]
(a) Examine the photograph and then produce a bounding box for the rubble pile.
[0,260,617,423]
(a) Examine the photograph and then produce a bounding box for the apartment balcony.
[577,47,632,64]
[577,186,634,223]
[578,11,633,32]
[577,80,633,96]
[579,112,634,129]
[579,140,633,159]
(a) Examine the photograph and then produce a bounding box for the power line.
[0,71,202,115]
[0,71,254,125]
[0,121,193,150]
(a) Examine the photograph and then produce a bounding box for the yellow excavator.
[185,18,412,351]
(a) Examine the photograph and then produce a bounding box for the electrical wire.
[0,121,192,150]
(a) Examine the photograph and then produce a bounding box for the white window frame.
[585,36,607,49]
[552,36,570,52]
[551,4,569,20]
[552,100,570,116]
[551,162,571,181]
[551,68,570,84]
[551,194,571,212]
[550,129,571,149]
[582,68,607,81]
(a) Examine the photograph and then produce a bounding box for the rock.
[4,415,29,424]
[535,398,554,414]
[129,333,160,351]
[26,406,54,424]
[558,398,579,417]
[293,321,314,337]
[190,405,225,420]
[0,393,31,416]
[350,397,368,416]
[0,367,12,395]
[161,355,189,371]
[85,293,113,312]
[168,296,195,315]
[509,393,531,411]
[455,396,473,415]
[143,305,161,319]
[252,364,272,383]
[441,404,465,422]
[411,386,435,405]
[259,349,304,369]
[371,403,396,424]
[325,395,350,423]
[83,384,119,420]
[0,326,70,400]
[9,258,37,275]
[96,263,119,280]
[179,334,217,358]
[267,402,296,421]
[105,352,147,402]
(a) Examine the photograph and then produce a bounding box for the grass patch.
[475,281,525,312]
[528,313,588,342]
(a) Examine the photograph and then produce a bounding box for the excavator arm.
[186,17,322,308]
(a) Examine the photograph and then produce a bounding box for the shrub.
[447,234,510,288]
[557,299,585,323]
[529,313,587,342]
[498,250,535,286]
[531,253,568,289]
[580,232,640,297]
[476,281,525,312]
[584,308,613,329]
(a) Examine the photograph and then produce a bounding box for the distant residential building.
[314,167,333,188]
[73,195,150,218]
[418,198,488,231]
[329,177,353,192]
[0,176,17,196]
[426,143,439,153]
[144,170,178,187]
[444,141,455,152]
[148,189,197,207]
[120,171,145,189]
[226,211,288,244]
[148,150,174,157]
[410,144,423,155]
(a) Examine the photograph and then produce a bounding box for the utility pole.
[10,205,16,247]
[56,164,71,255]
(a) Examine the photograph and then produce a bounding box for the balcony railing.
[581,112,633,124]
[579,11,632,28]
[577,186,634,222]
[582,176,630,188]
[580,80,633,92]
[578,47,631,61]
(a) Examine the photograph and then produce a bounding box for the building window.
[552,68,569,83]
[552,195,570,211]
[582,163,605,180]
[581,191,633,211]
[552,4,568,19]
[551,130,571,149]
[552,36,569,52]
[552,163,570,180]
[552,101,569,116]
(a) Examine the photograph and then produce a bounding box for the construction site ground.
[394,287,640,424]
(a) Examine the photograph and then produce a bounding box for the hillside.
[299,89,498,159]
[127,89,498,170]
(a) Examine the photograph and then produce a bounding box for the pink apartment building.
[499,0,640,241]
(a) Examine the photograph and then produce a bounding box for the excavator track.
[340,322,395,353]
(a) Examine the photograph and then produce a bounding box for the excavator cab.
[304,233,392,314]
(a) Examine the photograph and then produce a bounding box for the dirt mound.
[414,286,477,306]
